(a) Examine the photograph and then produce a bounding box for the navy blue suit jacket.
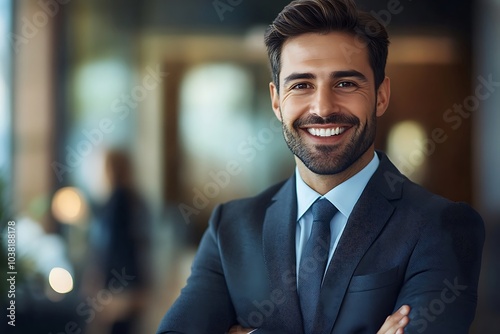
[157,152,484,334]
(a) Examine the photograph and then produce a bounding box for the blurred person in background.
[82,149,150,334]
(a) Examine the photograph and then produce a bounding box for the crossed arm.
[228,305,410,334]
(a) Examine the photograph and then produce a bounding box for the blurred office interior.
[0,0,499,333]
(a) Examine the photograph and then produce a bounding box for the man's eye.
[337,81,357,88]
[292,83,311,90]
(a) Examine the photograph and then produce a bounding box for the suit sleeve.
[395,202,485,334]
[156,205,236,334]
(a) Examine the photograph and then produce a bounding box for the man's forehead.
[280,32,371,76]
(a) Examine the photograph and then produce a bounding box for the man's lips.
[301,126,350,138]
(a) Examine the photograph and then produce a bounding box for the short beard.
[281,110,377,175]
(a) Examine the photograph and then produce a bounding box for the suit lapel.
[317,153,403,333]
[262,175,304,333]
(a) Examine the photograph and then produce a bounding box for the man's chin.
[299,157,349,176]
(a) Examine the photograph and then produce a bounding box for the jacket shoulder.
[207,178,290,231]
[377,151,482,220]
[402,176,482,221]
[221,178,288,213]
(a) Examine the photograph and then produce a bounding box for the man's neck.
[296,147,376,195]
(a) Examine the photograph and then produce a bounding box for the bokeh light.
[387,120,428,183]
[48,267,74,294]
[51,187,86,224]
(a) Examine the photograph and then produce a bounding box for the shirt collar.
[295,152,380,220]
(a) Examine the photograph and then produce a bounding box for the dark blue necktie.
[298,198,338,334]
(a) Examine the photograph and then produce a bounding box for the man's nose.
[309,86,339,118]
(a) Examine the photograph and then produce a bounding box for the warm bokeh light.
[51,187,86,224]
[387,120,428,184]
[48,267,74,294]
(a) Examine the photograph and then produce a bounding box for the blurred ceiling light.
[48,267,73,294]
[51,187,86,224]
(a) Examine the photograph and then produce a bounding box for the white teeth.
[307,127,346,137]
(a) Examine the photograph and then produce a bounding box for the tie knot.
[311,198,337,223]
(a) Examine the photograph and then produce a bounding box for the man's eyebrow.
[331,70,368,82]
[283,70,368,86]
[283,72,316,86]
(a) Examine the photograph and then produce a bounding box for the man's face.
[270,32,390,175]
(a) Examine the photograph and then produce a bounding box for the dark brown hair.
[264,0,389,92]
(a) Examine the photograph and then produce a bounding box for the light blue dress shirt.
[295,152,380,279]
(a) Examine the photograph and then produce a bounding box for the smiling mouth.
[306,127,347,137]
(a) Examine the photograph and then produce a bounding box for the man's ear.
[376,76,391,117]
[269,82,282,120]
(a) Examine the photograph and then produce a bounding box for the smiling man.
[156,1,484,333]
